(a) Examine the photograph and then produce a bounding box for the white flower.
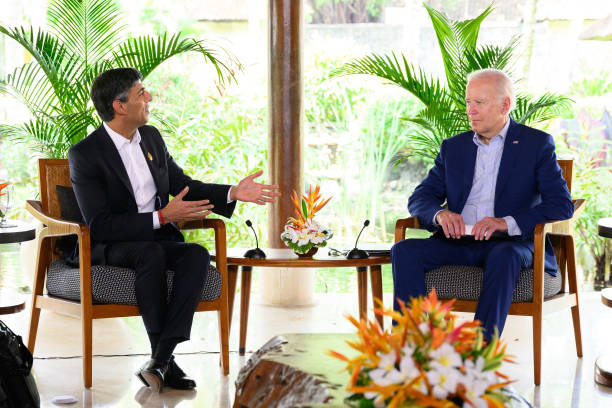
[460,356,497,408]
[430,343,462,371]
[370,351,399,386]
[426,366,461,399]
[418,322,430,334]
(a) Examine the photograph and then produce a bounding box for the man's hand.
[229,170,281,205]
[160,187,214,223]
[436,210,465,239]
[472,217,508,241]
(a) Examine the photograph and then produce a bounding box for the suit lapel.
[494,119,522,203]
[94,125,136,200]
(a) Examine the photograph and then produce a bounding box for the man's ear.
[500,96,511,115]
[112,99,126,117]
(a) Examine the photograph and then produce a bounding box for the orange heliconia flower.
[0,182,9,196]
[286,185,332,229]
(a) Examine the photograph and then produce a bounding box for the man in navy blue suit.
[391,68,573,340]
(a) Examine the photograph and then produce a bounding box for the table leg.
[369,265,383,329]
[356,266,368,322]
[227,265,238,327]
[240,266,253,355]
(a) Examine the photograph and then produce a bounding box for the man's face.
[120,81,152,127]
[465,77,509,139]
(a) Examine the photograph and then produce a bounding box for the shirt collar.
[103,122,141,151]
[472,118,510,146]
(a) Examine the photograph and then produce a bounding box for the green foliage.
[569,70,612,97]
[332,3,572,162]
[553,110,612,281]
[0,0,237,158]
[144,69,268,248]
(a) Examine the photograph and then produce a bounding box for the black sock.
[153,338,178,363]
[147,332,160,357]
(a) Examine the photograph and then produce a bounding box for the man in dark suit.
[391,68,573,340]
[69,68,280,392]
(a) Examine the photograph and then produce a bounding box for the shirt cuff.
[227,186,235,204]
[433,210,444,225]
[503,216,521,236]
[153,211,161,229]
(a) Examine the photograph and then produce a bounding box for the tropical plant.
[553,109,612,286]
[331,3,572,162]
[0,0,237,158]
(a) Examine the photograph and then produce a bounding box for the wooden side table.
[596,218,612,386]
[0,220,35,315]
[212,248,390,354]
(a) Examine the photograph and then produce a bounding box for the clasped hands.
[435,210,507,240]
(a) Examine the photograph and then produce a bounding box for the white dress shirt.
[103,123,162,229]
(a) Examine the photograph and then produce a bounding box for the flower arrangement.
[280,185,333,255]
[330,290,514,408]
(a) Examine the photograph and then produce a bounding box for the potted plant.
[0,0,237,159]
[331,3,571,162]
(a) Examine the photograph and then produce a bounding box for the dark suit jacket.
[68,124,236,265]
[408,119,574,274]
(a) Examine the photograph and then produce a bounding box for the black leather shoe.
[139,359,169,393]
[164,356,196,390]
[135,360,150,387]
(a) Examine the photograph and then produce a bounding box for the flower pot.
[294,247,318,258]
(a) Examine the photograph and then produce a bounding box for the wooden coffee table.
[212,247,390,354]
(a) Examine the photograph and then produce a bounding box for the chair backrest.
[38,159,71,218]
[557,159,572,194]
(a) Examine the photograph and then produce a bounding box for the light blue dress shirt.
[462,119,521,236]
[434,119,521,236]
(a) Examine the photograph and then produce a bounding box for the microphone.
[244,220,266,259]
[346,220,370,259]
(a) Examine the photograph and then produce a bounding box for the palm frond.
[512,93,573,125]
[0,62,57,115]
[332,52,451,109]
[47,0,125,65]
[114,34,237,86]
[424,2,494,98]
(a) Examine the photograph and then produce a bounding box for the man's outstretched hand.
[230,170,281,205]
[161,187,214,223]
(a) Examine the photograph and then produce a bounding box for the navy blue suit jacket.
[68,124,236,265]
[408,119,574,274]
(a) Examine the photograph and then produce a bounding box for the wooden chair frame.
[393,159,584,385]
[26,159,230,388]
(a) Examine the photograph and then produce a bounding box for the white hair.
[466,69,516,112]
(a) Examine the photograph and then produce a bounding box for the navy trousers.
[391,234,534,339]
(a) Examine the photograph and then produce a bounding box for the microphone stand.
[346,220,370,259]
[244,220,266,259]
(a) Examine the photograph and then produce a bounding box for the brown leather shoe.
[164,356,196,390]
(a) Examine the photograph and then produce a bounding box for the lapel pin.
[147,152,153,161]
[513,140,519,144]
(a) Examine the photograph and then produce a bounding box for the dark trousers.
[105,239,210,345]
[391,235,534,339]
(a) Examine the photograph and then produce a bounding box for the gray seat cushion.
[424,265,561,303]
[46,260,222,305]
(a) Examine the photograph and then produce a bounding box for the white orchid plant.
[330,290,514,408]
[280,185,333,254]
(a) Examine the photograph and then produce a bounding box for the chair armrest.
[177,218,227,263]
[394,217,425,243]
[26,200,88,238]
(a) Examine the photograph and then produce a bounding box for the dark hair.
[90,68,143,122]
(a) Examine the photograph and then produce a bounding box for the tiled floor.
[2,289,612,407]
